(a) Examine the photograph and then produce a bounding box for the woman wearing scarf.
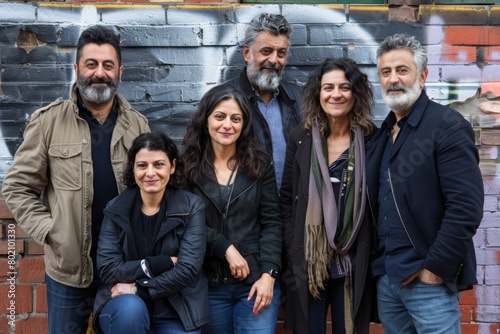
[280,58,377,334]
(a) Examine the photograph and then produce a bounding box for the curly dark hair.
[303,57,375,136]
[182,84,271,186]
[123,132,183,188]
[76,25,121,66]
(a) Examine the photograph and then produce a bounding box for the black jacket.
[280,126,376,334]
[366,91,484,292]
[225,68,303,156]
[191,162,282,286]
[94,186,209,331]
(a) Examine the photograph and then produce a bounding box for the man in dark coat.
[366,33,484,334]
[224,13,303,190]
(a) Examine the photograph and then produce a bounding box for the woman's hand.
[247,273,275,315]
[111,282,136,298]
[225,245,250,280]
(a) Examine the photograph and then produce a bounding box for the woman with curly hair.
[182,85,282,334]
[280,58,377,334]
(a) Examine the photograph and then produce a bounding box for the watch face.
[269,269,278,278]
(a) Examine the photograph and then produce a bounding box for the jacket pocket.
[48,144,83,190]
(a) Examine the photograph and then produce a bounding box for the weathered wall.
[0,3,499,334]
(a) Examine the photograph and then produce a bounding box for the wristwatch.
[267,269,279,278]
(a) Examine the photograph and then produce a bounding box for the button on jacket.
[2,84,150,288]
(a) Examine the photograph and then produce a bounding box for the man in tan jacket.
[2,25,150,333]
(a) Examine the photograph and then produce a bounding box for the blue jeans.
[98,294,201,334]
[46,274,99,334]
[204,281,280,334]
[377,274,461,334]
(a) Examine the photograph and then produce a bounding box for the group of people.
[2,11,483,334]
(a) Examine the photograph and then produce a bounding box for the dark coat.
[191,162,282,286]
[225,68,303,156]
[280,126,376,334]
[366,90,484,292]
[94,186,209,331]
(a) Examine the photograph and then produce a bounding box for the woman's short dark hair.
[303,57,375,136]
[123,132,183,188]
[182,84,270,186]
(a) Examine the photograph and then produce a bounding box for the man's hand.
[401,268,444,286]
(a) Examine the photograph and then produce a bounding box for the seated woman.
[93,132,208,334]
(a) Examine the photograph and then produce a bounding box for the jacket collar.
[382,89,430,130]
[104,186,189,224]
[196,166,258,210]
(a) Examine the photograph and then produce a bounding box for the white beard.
[77,76,119,104]
[382,78,421,115]
[246,54,283,92]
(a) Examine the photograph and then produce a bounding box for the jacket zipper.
[387,168,417,251]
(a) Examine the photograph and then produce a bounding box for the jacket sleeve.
[257,163,283,273]
[2,112,53,245]
[424,114,484,280]
[96,210,146,284]
[137,196,206,300]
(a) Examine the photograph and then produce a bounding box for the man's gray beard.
[382,78,421,115]
[247,61,283,92]
[77,76,119,104]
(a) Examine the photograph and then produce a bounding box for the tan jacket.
[2,84,150,288]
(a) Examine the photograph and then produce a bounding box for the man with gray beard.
[2,25,150,334]
[224,13,302,190]
[366,33,483,334]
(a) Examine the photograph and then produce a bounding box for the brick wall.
[0,2,499,334]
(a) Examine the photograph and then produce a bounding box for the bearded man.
[224,13,302,190]
[3,25,150,333]
[366,33,483,334]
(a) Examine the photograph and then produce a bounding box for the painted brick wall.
[0,3,499,334]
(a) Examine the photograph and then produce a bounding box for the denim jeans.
[377,274,461,334]
[98,294,201,334]
[204,281,280,334]
[46,274,99,334]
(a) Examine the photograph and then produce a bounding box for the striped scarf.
[304,123,367,299]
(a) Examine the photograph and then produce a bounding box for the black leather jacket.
[225,68,303,156]
[191,163,282,286]
[93,186,209,331]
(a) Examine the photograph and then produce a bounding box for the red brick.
[481,82,500,96]
[15,225,31,239]
[370,323,385,334]
[0,283,33,314]
[444,26,500,46]
[18,257,45,283]
[484,47,500,63]
[461,323,480,334]
[26,240,45,255]
[35,284,48,313]
[0,258,14,281]
[459,304,475,322]
[0,203,14,219]
[120,0,149,2]
[460,288,478,305]
[0,318,12,334]
[0,240,24,255]
[388,5,419,22]
[15,316,48,334]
